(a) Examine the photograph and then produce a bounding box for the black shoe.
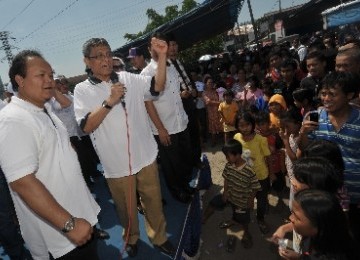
[155,240,176,257]
[125,243,138,257]
[94,227,110,240]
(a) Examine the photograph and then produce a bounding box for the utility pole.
[0,31,16,65]
[279,0,282,12]
[247,0,260,49]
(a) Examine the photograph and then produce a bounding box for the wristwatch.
[61,216,76,233]
[102,100,113,110]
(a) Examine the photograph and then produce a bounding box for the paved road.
[199,145,291,260]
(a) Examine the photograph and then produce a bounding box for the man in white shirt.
[0,50,100,259]
[142,32,194,204]
[74,37,175,258]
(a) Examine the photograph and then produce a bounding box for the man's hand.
[158,127,171,146]
[66,218,93,246]
[180,90,191,98]
[107,82,126,107]
[300,119,319,135]
[151,37,168,56]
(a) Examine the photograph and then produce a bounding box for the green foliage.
[124,0,198,41]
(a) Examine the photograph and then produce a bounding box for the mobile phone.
[309,112,319,122]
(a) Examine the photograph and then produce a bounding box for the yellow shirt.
[234,133,271,180]
[218,101,238,132]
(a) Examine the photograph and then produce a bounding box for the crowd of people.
[197,31,360,259]
[0,28,360,260]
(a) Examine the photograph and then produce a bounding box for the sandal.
[226,235,236,253]
[241,232,253,249]
[219,221,234,229]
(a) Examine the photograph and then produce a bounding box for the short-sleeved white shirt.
[74,72,158,178]
[141,59,188,135]
[0,97,100,259]
[0,99,6,110]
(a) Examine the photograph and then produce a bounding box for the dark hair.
[303,139,345,176]
[292,88,314,103]
[203,75,213,85]
[305,50,326,63]
[82,38,110,58]
[254,110,270,124]
[236,111,255,133]
[222,139,243,156]
[321,71,359,96]
[247,75,260,88]
[293,157,343,193]
[268,51,280,60]
[223,89,234,98]
[150,32,169,46]
[9,49,44,91]
[279,108,303,124]
[280,58,297,70]
[295,189,356,258]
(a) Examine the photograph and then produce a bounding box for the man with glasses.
[112,56,125,72]
[74,37,176,258]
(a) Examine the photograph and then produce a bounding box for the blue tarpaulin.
[322,0,360,29]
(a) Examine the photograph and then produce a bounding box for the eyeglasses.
[88,52,112,60]
[113,65,124,70]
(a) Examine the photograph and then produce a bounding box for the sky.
[0,0,309,83]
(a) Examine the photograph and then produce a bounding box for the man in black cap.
[127,47,147,74]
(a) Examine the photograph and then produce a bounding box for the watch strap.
[102,100,112,110]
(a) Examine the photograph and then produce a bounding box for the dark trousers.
[70,135,98,188]
[50,236,98,260]
[256,178,270,221]
[349,204,360,243]
[155,129,193,193]
[186,108,202,167]
[196,108,207,143]
[0,168,30,259]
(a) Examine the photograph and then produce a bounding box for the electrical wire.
[1,0,36,30]
[17,0,81,43]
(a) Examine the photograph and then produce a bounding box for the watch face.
[63,217,75,232]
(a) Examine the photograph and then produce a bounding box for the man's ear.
[14,75,23,88]
[84,57,90,68]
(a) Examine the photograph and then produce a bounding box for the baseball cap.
[127,47,143,58]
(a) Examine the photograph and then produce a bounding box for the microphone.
[110,72,126,108]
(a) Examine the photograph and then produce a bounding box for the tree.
[124,0,197,41]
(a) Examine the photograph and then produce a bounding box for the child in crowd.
[302,139,349,212]
[218,90,239,144]
[268,94,287,131]
[234,111,271,234]
[279,189,359,260]
[237,75,263,110]
[292,88,316,117]
[255,111,286,196]
[202,139,261,250]
[279,109,303,210]
[255,78,274,112]
[272,156,345,257]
